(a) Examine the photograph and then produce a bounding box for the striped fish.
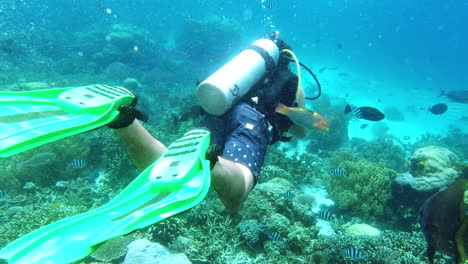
[330,168,347,176]
[345,104,363,118]
[283,191,294,200]
[267,232,282,241]
[344,104,384,121]
[342,248,364,259]
[67,159,87,169]
[316,210,334,221]
[89,171,100,180]
[262,1,274,9]
[84,137,100,147]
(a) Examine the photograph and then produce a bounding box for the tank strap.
[246,44,276,74]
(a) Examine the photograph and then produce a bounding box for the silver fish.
[16,152,56,170]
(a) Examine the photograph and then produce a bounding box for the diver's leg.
[210,103,271,212]
[211,157,255,212]
[115,120,167,171]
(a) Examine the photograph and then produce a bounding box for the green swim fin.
[0,129,211,264]
[0,84,135,157]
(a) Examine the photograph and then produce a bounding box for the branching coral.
[238,219,264,247]
[324,151,397,219]
[309,230,429,264]
[262,147,322,183]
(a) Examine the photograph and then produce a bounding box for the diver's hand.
[107,105,148,129]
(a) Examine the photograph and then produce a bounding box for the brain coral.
[401,145,461,191]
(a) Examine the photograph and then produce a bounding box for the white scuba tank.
[197,38,280,116]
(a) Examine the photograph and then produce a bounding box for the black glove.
[205,144,221,170]
[107,105,148,129]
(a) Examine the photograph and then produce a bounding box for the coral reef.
[123,239,190,264]
[241,177,320,252]
[2,133,95,190]
[308,230,430,264]
[306,95,350,151]
[238,219,265,247]
[371,122,390,138]
[396,145,461,191]
[350,137,408,172]
[74,24,160,72]
[344,223,381,236]
[323,151,397,219]
[0,202,87,248]
[176,16,244,77]
[383,106,404,121]
[413,128,468,161]
[262,146,322,184]
[89,236,134,262]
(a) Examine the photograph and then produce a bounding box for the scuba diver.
[0,33,328,263]
[109,33,328,213]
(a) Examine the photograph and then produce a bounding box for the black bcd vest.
[243,68,298,144]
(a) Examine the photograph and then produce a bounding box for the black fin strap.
[205,144,221,170]
[108,105,148,129]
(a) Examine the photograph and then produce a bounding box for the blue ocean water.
[1,0,466,139]
[0,0,467,263]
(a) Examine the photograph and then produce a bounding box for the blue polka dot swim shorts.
[200,102,272,181]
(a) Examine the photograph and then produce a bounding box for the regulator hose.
[283,55,322,101]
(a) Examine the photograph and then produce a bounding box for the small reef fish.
[330,168,347,176]
[439,90,468,104]
[83,137,100,146]
[428,103,448,115]
[267,232,282,241]
[344,104,384,121]
[262,1,274,9]
[1,47,12,55]
[317,67,327,73]
[0,39,13,55]
[15,152,56,170]
[283,191,294,200]
[342,248,364,259]
[88,171,100,180]
[67,159,87,169]
[315,210,334,221]
[275,103,329,131]
[360,124,368,129]
[419,179,468,264]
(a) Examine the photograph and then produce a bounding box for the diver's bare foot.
[218,189,248,213]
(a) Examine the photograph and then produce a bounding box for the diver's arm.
[114,121,167,171]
